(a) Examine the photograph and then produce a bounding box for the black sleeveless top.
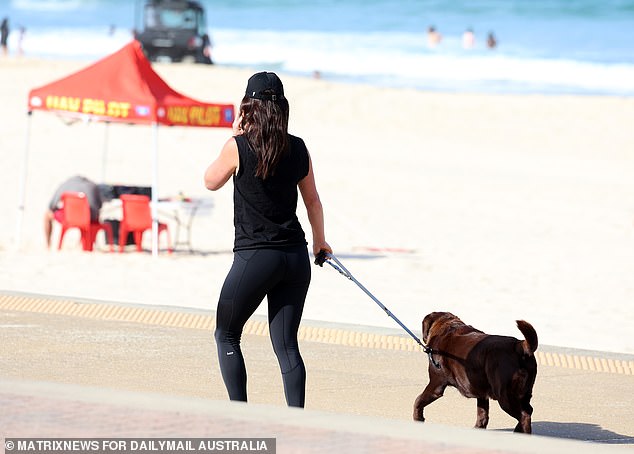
[233,134,309,251]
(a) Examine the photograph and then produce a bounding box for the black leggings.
[214,245,311,407]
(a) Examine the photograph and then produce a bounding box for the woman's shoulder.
[234,134,247,147]
[288,133,304,143]
[287,134,309,178]
[234,134,252,156]
[288,134,307,151]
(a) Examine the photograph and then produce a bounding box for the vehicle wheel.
[195,53,213,64]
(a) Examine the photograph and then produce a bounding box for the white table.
[101,197,214,252]
[155,198,214,252]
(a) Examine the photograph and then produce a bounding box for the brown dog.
[413,312,538,433]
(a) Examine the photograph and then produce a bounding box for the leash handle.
[314,250,329,267]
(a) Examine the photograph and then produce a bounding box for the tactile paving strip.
[1,293,632,375]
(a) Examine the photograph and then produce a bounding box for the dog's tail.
[516,320,538,356]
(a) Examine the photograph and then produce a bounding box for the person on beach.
[204,72,332,408]
[427,25,442,48]
[17,25,25,57]
[486,31,497,49]
[1,17,9,57]
[44,175,103,249]
[462,27,475,49]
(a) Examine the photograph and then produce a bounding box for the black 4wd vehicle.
[135,0,213,64]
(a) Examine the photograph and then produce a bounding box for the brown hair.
[239,94,290,179]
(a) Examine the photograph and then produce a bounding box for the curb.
[1,292,633,375]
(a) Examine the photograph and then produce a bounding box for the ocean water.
[2,0,634,96]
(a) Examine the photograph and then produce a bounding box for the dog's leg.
[413,379,446,422]
[475,398,489,429]
[518,395,533,434]
[517,411,532,434]
[498,393,531,434]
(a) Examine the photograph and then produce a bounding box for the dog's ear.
[422,314,433,343]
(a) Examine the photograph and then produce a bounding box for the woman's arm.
[204,137,239,191]
[298,154,332,257]
[204,114,243,191]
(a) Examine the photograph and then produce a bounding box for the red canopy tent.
[27,39,234,127]
[17,40,234,255]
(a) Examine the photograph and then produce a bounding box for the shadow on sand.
[531,421,634,444]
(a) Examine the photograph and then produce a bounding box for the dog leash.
[315,251,441,369]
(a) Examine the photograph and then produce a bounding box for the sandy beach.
[1,55,633,355]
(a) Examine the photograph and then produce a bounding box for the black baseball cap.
[245,72,285,101]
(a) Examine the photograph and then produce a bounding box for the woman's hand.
[232,114,244,136]
[313,244,332,266]
[314,242,332,258]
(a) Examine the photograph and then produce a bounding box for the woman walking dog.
[204,72,331,407]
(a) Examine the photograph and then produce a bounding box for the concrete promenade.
[1,291,633,453]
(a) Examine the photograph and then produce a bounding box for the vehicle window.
[144,6,158,28]
[145,7,197,30]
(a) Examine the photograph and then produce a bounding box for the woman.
[1,18,9,57]
[204,72,332,407]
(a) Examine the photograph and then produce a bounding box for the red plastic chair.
[58,191,113,252]
[119,194,172,253]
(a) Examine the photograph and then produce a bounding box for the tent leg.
[151,122,159,257]
[15,111,33,250]
[101,121,109,183]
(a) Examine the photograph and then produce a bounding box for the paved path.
[1,292,633,453]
